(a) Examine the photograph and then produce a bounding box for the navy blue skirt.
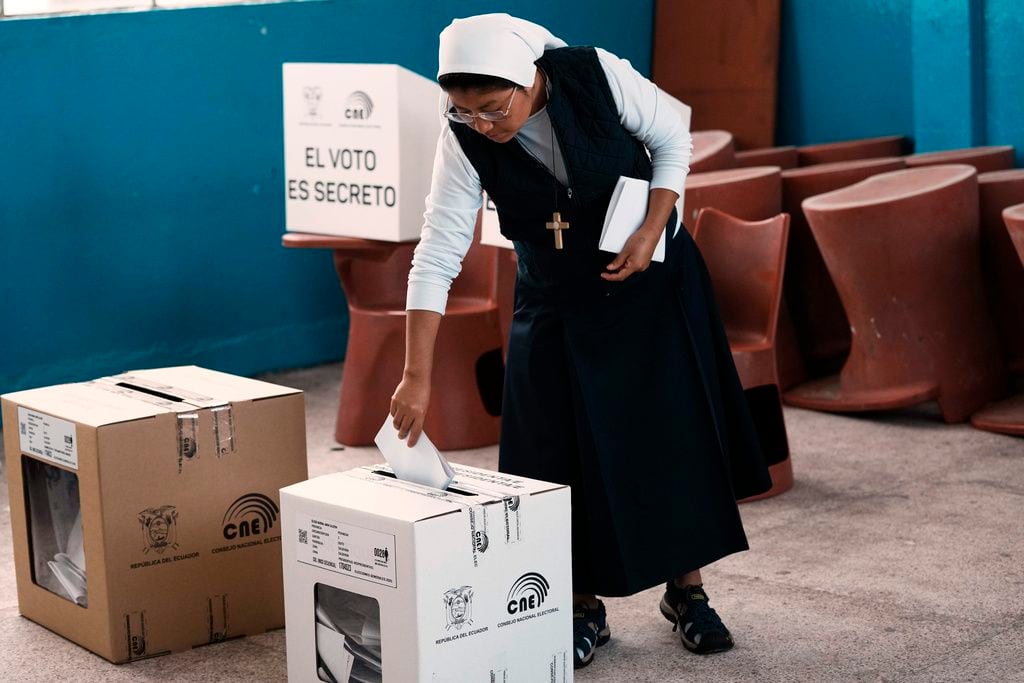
[498,225,771,597]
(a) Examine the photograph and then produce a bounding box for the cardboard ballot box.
[0,366,308,663]
[281,464,573,682]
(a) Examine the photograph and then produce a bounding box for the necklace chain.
[516,112,561,212]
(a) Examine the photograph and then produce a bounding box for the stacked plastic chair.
[977,170,1024,372]
[797,135,907,166]
[784,165,1005,422]
[971,202,1024,436]
[735,146,798,170]
[283,217,504,449]
[780,157,907,378]
[690,130,737,173]
[904,146,1015,174]
[694,208,794,501]
[682,166,782,230]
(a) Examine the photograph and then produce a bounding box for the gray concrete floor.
[1,361,1023,681]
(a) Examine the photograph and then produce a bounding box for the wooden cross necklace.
[547,211,569,249]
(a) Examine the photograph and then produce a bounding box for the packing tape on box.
[442,466,527,546]
[89,378,238,468]
[210,405,237,457]
[176,412,199,472]
[207,594,229,643]
[361,469,526,564]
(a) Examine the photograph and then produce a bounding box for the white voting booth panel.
[281,464,572,682]
[480,192,514,250]
[283,63,440,242]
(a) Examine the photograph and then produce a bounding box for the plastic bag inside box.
[22,456,87,607]
[315,583,383,683]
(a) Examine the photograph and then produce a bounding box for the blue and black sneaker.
[573,599,611,669]
[659,583,734,655]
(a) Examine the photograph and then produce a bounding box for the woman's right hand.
[390,372,431,447]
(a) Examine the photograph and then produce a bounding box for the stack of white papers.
[599,176,666,263]
[374,419,454,491]
[315,585,383,683]
[27,463,89,607]
[49,511,87,607]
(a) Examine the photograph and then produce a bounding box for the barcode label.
[295,513,397,588]
[18,407,78,470]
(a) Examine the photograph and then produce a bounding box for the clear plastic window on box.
[314,583,382,683]
[22,456,87,607]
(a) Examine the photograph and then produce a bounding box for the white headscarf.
[437,13,568,87]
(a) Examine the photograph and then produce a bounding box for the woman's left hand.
[601,223,664,281]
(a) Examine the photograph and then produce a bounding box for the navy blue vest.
[450,47,668,256]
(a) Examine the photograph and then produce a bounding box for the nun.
[389,13,771,669]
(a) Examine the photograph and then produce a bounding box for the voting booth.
[283,63,441,241]
[480,192,515,250]
[1,367,308,663]
[281,464,572,682]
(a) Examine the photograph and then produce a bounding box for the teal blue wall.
[777,0,1023,167]
[985,0,1024,164]
[777,0,914,147]
[0,1,655,394]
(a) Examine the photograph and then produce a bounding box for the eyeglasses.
[444,89,517,124]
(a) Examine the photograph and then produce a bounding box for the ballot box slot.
[368,469,478,497]
[114,382,190,404]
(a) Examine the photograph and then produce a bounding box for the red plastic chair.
[904,146,1015,174]
[797,135,907,166]
[683,166,798,387]
[690,130,737,174]
[780,157,907,375]
[977,170,1024,373]
[971,202,1024,436]
[736,146,798,170]
[282,216,503,449]
[784,165,1005,422]
[1010,203,1024,261]
[682,166,783,229]
[693,208,794,501]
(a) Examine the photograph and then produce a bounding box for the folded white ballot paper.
[599,176,666,263]
[374,418,455,490]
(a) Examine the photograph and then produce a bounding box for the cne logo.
[345,90,374,120]
[474,530,489,553]
[222,493,279,540]
[506,572,549,615]
[130,633,146,657]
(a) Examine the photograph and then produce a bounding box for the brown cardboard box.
[1,366,308,663]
